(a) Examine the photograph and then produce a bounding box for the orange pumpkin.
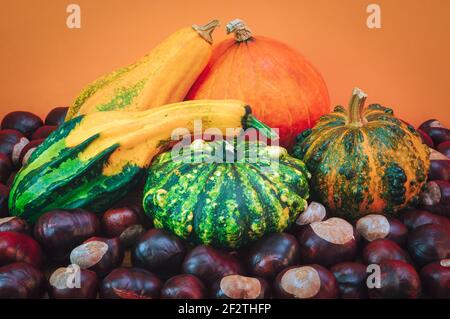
[186,19,331,148]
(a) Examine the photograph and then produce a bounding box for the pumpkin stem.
[245,113,279,140]
[192,19,220,44]
[347,87,368,125]
[227,19,253,42]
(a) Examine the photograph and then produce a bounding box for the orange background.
[0,0,449,127]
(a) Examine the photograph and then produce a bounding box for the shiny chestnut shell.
[34,209,100,260]
[0,262,45,298]
[407,224,450,267]
[31,125,56,140]
[161,274,206,299]
[0,231,43,267]
[100,267,162,299]
[420,259,450,298]
[402,209,450,230]
[0,129,29,163]
[0,154,12,183]
[296,217,358,267]
[1,112,43,138]
[132,228,186,278]
[330,262,368,299]
[101,207,145,247]
[182,245,244,285]
[368,260,421,299]
[45,107,68,126]
[437,141,450,158]
[245,232,299,279]
[362,239,412,265]
[0,216,30,234]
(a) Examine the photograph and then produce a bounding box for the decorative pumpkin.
[292,88,430,220]
[186,19,330,149]
[143,139,310,249]
[9,100,274,222]
[66,20,220,120]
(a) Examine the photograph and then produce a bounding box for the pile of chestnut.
[0,111,449,299]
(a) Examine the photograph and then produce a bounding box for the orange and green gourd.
[292,88,430,219]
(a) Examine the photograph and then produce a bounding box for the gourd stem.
[192,19,220,44]
[246,114,279,140]
[348,87,368,125]
[226,19,253,42]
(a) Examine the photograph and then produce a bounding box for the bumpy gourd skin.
[292,101,430,220]
[143,140,310,249]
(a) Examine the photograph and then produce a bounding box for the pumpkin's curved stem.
[347,87,368,125]
[227,19,253,42]
[192,19,220,44]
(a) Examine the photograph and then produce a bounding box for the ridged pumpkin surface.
[292,89,430,219]
[143,140,310,248]
[186,19,330,149]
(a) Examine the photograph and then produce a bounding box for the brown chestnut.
[1,111,43,139]
[330,262,368,299]
[356,214,408,246]
[420,180,450,217]
[0,154,12,183]
[183,245,244,285]
[245,232,299,279]
[0,262,45,298]
[296,217,358,267]
[422,127,450,146]
[48,265,98,299]
[419,119,443,131]
[0,184,9,217]
[429,149,450,182]
[0,129,29,164]
[274,264,338,299]
[70,237,124,277]
[417,129,434,148]
[0,216,30,234]
[101,206,145,247]
[211,274,270,299]
[420,259,450,298]
[0,231,43,267]
[34,209,100,260]
[100,267,162,299]
[161,274,206,299]
[437,141,450,158]
[362,239,412,265]
[402,209,450,230]
[368,260,421,299]
[18,138,44,166]
[407,223,450,267]
[31,125,56,140]
[45,107,68,126]
[132,228,186,278]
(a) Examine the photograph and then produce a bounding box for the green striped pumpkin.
[143,139,310,249]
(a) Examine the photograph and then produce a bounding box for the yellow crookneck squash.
[66,20,220,120]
